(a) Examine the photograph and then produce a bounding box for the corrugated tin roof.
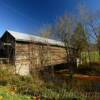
[6,30,64,46]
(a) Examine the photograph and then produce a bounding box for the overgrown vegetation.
[0,86,30,100]
[0,65,100,99]
[76,63,100,75]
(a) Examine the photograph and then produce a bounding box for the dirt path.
[74,74,100,81]
[56,73,100,81]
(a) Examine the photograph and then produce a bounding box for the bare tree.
[39,26,55,78]
[78,4,100,62]
[71,23,88,64]
[47,14,79,73]
[97,26,100,59]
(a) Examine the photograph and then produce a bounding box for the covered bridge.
[0,30,75,75]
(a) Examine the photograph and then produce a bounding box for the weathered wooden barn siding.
[48,46,66,64]
[15,41,66,75]
[0,30,67,75]
[15,42,30,75]
[0,32,15,64]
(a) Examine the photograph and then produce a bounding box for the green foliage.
[81,51,100,63]
[0,93,30,100]
[0,86,31,100]
[71,23,88,53]
[41,87,85,100]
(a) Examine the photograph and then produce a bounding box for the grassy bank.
[0,86,30,100]
[0,65,100,99]
[0,66,85,100]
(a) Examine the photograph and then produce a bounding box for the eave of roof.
[5,30,64,47]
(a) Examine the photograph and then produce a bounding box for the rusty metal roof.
[6,30,64,46]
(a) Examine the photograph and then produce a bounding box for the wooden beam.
[3,43,11,46]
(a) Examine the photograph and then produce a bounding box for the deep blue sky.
[0,0,100,36]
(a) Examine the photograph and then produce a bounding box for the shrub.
[0,66,14,86]
[9,75,36,95]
